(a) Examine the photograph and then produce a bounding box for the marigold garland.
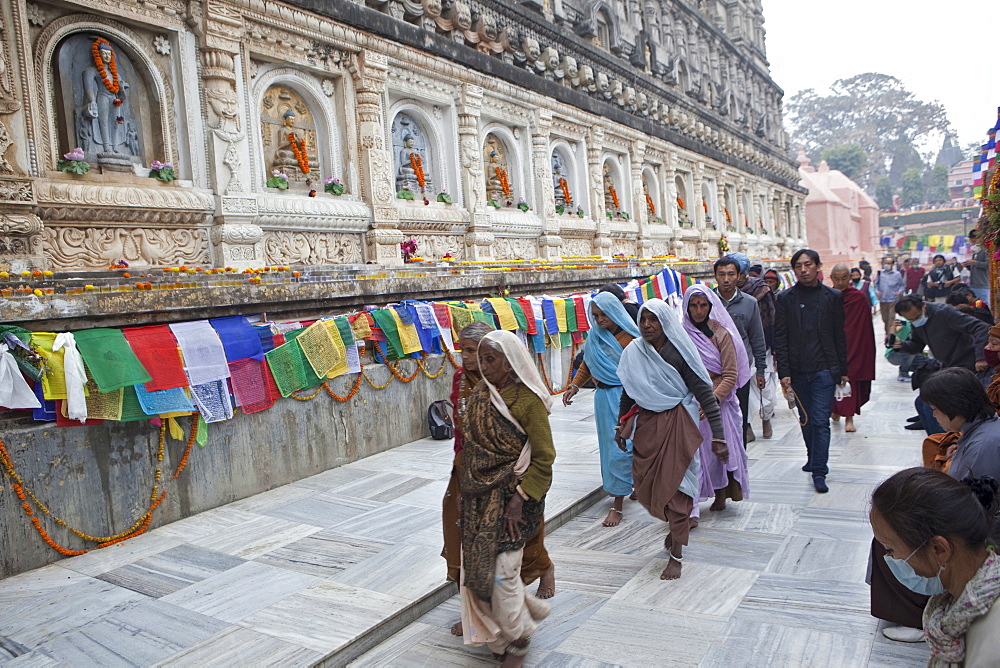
[724,207,732,223]
[558,177,572,207]
[608,184,620,210]
[495,166,512,197]
[410,152,426,191]
[645,192,656,216]
[91,38,120,94]
[324,371,363,401]
[676,195,686,210]
[288,132,310,175]
[702,198,709,213]
[373,346,422,382]
[417,353,449,379]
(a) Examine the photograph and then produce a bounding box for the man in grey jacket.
[963,229,991,307]
[873,256,906,342]
[714,257,767,443]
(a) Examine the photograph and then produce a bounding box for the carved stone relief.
[261,85,319,186]
[263,230,364,265]
[41,226,210,269]
[560,237,592,257]
[494,236,537,261]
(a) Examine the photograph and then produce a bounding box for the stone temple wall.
[0,0,805,272]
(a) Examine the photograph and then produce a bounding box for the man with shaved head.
[828,263,876,433]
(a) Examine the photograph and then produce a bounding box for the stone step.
[312,483,605,668]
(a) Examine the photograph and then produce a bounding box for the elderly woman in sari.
[562,291,640,526]
[460,330,554,667]
[444,323,555,639]
[682,285,749,515]
[616,299,725,580]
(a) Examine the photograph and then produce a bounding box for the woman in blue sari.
[563,291,641,526]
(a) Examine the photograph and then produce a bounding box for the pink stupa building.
[797,149,880,262]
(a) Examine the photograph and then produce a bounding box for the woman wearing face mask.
[681,284,749,515]
[459,330,554,667]
[870,468,1000,665]
[920,367,1000,481]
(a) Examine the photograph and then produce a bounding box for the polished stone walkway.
[352,352,933,667]
[1,335,933,666]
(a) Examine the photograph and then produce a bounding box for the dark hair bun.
[963,476,1000,513]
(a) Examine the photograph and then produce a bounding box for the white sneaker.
[882,626,925,643]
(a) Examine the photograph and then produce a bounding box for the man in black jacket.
[774,249,849,493]
[894,295,991,433]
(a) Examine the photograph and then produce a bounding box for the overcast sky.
[763,0,997,154]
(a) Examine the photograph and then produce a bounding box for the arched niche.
[602,157,625,219]
[701,180,717,228]
[675,173,691,225]
[641,166,661,222]
[482,130,519,208]
[391,109,436,199]
[550,142,577,213]
[741,191,753,231]
[50,30,166,172]
[260,84,323,191]
[723,186,737,231]
[576,1,623,54]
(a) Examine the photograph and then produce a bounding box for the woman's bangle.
[515,485,529,501]
[568,383,580,391]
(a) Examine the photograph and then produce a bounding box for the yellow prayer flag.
[390,309,423,355]
[31,332,68,400]
[297,321,339,377]
[323,320,349,379]
[553,299,568,333]
[486,298,518,331]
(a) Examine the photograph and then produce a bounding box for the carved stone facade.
[1,0,804,271]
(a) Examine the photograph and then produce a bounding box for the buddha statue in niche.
[271,109,318,181]
[76,38,140,163]
[604,171,620,215]
[396,134,433,193]
[483,135,511,205]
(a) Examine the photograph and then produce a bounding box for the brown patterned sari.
[460,382,544,602]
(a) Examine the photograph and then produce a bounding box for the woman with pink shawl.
[682,284,750,514]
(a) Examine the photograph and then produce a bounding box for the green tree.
[820,143,867,181]
[901,167,926,206]
[875,175,894,210]
[924,164,950,203]
[786,73,951,190]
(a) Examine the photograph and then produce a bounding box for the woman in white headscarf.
[617,298,726,580]
[459,330,553,667]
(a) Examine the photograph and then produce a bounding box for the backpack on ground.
[428,400,454,440]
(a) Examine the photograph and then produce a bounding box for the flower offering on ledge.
[266,170,289,190]
[148,160,176,183]
[324,176,346,196]
[436,190,453,205]
[57,148,89,174]
[396,184,415,200]
[517,197,529,212]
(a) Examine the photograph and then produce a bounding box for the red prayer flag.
[573,296,590,331]
[122,325,188,391]
[518,298,537,335]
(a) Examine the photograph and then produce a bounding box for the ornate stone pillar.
[353,51,403,265]
[0,1,44,270]
[630,139,652,258]
[531,108,561,260]
[457,84,493,259]
[586,127,611,258]
[202,42,262,269]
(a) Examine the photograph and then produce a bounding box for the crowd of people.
[436,246,1000,667]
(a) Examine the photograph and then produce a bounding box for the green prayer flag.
[504,298,529,331]
[73,328,152,392]
[370,309,405,358]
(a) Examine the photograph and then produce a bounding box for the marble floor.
[351,351,934,667]
[1,338,935,667]
[0,397,603,667]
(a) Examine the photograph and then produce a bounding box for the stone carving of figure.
[561,56,579,87]
[623,86,636,110]
[578,64,595,92]
[477,16,502,54]
[450,1,472,43]
[542,46,559,80]
[396,133,433,193]
[603,171,621,215]
[552,154,570,207]
[79,39,139,161]
[271,109,318,181]
[609,78,623,105]
[596,71,610,98]
[483,135,512,205]
[637,92,649,115]
[522,36,541,70]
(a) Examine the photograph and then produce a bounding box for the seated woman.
[682,284,749,515]
[870,467,1000,664]
[872,366,1000,643]
[920,367,1000,481]
[460,330,554,667]
[563,291,640,527]
[616,299,725,580]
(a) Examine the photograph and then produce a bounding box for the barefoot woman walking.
[460,331,555,666]
[562,291,640,527]
[616,299,725,580]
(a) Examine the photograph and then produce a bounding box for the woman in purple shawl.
[682,284,750,514]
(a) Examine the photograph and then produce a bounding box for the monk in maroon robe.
[829,264,876,432]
